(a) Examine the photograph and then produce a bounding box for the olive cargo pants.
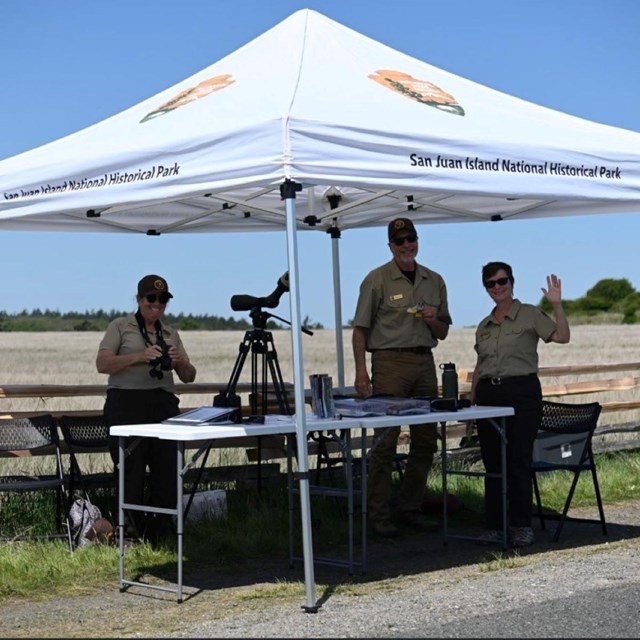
[368,350,438,523]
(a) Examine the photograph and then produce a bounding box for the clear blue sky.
[1,0,639,328]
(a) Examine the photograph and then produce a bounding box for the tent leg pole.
[282,180,318,613]
[328,220,346,391]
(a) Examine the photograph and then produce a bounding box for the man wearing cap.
[97,274,196,544]
[352,218,452,538]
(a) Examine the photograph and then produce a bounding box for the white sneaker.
[510,526,534,547]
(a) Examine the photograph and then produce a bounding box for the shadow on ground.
[131,500,640,605]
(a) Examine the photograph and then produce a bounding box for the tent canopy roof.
[1,8,639,234]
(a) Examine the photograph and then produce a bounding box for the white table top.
[109,405,513,441]
[357,405,514,429]
[109,414,363,441]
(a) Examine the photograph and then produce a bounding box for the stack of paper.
[333,397,431,418]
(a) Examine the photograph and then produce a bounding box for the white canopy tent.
[2,8,640,610]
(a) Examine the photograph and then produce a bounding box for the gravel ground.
[1,500,640,638]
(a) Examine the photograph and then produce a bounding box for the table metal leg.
[118,436,125,591]
[497,417,508,551]
[287,435,295,568]
[360,426,367,573]
[176,441,184,603]
[344,429,354,574]
[118,437,187,602]
[288,429,366,574]
[441,421,449,545]
[441,416,509,549]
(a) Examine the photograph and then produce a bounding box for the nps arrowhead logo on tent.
[140,74,235,123]
[369,69,465,116]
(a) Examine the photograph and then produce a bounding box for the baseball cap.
[388,218,417,241]
[137,274,173,299]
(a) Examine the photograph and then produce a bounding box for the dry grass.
[1,325,638,482]
[0,326,639,424]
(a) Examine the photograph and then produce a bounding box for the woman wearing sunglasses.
[96,274,196,544]
[470,262,570,547]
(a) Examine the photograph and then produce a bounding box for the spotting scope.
[230,272,290,311]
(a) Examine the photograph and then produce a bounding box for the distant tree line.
[1,278,634,331]
[0,308,325,332]
[539,278,640,324]
[343,277,639,327]
[0,309,252,332]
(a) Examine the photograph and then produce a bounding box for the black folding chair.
[0,414,72,550]
[58,414,114,499]
[532,400,607,542]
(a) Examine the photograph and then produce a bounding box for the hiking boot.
[510,526,535,548]
[476,529,503,545]
[369,519,399,539]
[397,510,439,532]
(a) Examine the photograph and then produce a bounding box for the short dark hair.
[482,261,514,286]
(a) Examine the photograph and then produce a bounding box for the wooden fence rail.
[457,361,640,414]
[2,361,639,466]
[455,360,640,457]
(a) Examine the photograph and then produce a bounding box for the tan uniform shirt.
[353,259,452,350]
[98,313,189,391]
[474,299,556,378]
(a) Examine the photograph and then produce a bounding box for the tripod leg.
[265,347,291,414]
[250,344,260,416]
[226,334,252,396]
[263,334,298,470]
[218,327,293,493]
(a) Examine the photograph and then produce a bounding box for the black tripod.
[213,308,313,490]
[215,307,293,418]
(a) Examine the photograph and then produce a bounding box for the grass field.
[1,325,639,424]
[1,327,639,605]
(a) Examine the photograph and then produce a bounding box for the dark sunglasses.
[392,233,418,246]
[484,276,510,289]
[145,293,171,304]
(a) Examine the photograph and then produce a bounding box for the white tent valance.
[1,10,639,234]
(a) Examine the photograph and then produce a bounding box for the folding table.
[110,405,513,603]
[110,415,360,602]
[355,406,514,551]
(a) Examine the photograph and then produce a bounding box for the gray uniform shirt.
[353,260,452,351]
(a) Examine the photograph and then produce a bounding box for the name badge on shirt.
[390,294,403,301]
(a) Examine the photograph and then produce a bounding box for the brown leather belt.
[372,347,431,354]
